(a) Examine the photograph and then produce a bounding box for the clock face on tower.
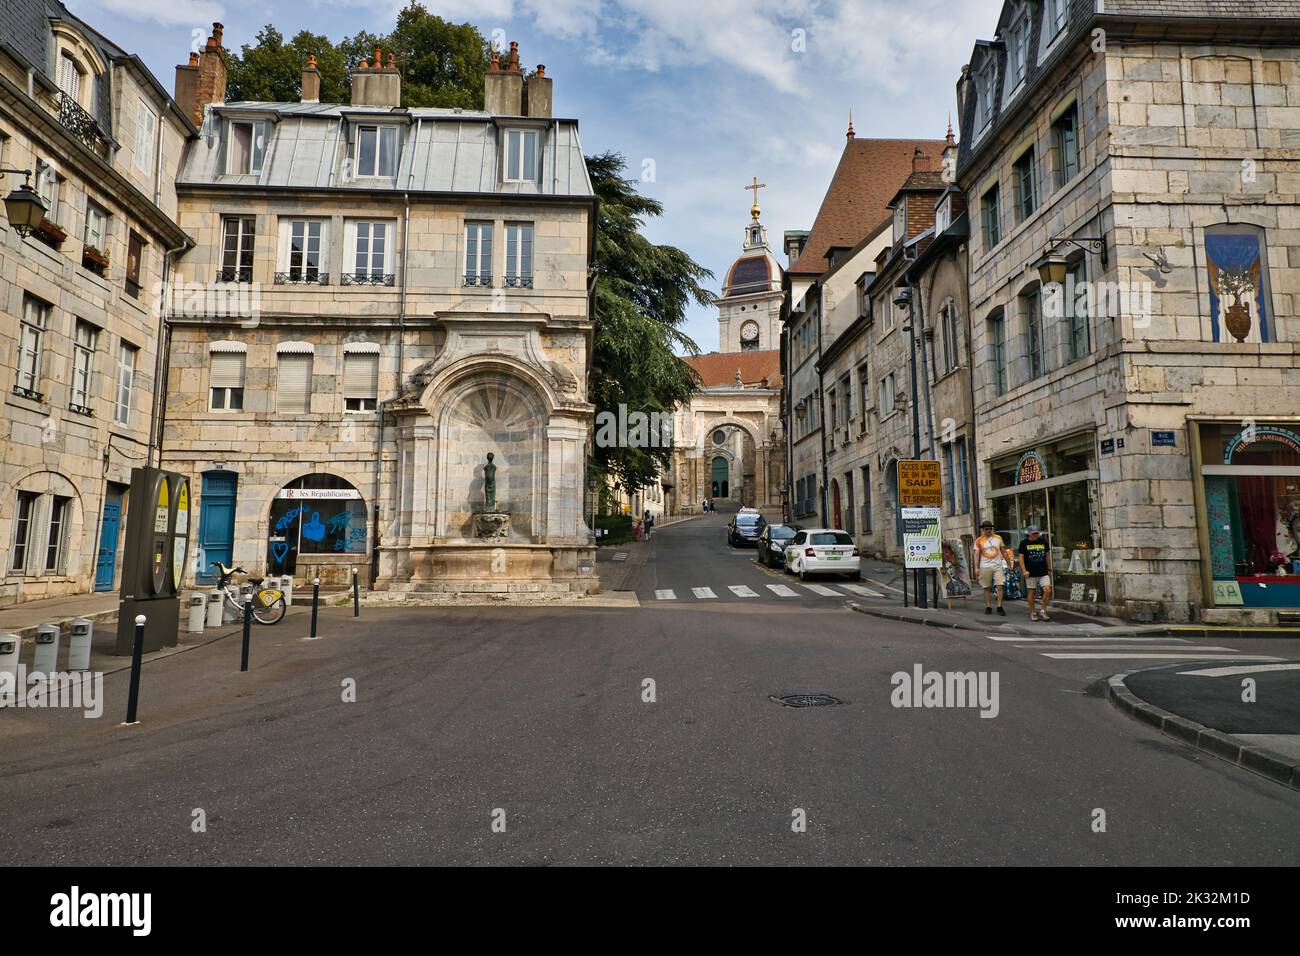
[740,320,760,349]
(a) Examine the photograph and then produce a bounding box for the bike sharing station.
[114,467,190,655]
[897,460,943,609]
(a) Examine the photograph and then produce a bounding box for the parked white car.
[784,529,861,582]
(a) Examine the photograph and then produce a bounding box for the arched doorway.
[711,456,729,499]
[266,474,367,575]
[831,478,842,530]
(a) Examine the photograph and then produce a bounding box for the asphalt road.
[2,512,1298,865]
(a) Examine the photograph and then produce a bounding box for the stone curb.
[1105,672,1300,792]
[845,601,1167,637]
[9,608,119,645]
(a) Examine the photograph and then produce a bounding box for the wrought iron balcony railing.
[340,273,396,287]
[58,92,106,150]
[216,268,254,284]
[463,274,493,288]
[503,275,534,289]
[274,271,330,285]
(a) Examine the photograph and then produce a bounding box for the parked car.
[757,524,798,567]
[784,529,861,581]
[727,510,767,547]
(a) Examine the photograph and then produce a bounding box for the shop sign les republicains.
[276,488,363,500]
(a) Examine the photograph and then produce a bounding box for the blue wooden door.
[94,486,123,591]
[198,471,238,583]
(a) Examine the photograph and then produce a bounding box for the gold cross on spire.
[745,176,767,220]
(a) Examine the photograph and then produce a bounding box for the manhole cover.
[771,694,842,708]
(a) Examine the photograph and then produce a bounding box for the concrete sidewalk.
[0,592,120,642]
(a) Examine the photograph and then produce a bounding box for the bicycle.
[212,562,287,625]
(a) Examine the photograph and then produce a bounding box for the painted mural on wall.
[1206,231,1269,344]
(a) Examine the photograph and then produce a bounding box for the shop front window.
[1199,422,1300,608]
[266,474,367,575]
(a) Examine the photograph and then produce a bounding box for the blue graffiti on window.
[302,511,327,543]
[275,505,304,533]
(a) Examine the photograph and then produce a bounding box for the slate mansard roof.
[179,102,596,198]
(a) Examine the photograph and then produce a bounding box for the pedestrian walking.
[1018,525,1053,621]
[702,498,709,514]
[644,509,654,538]
[973,520,1009,617]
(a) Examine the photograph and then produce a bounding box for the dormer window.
[936,194,952,233]
[892,200,907,244]
[977,61,997,131]
[503,128,539,183]
[1047,0,1069,36]
[356,125,398,177]
[1011,17,1030,86]
[228,119,267,175]
[58,53,84,102]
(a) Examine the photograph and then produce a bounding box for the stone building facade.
[161,41,598,598]
[670,205,785,514]
[0,1,192,607]
[957,0,1300,622]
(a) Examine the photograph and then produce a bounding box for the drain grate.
[771,694,842,708]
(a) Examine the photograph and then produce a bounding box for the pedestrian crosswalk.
[652,582,883,602]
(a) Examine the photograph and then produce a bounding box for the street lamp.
[1034,236,1108,287]
[1,169,47,237]
[794,398,807,421]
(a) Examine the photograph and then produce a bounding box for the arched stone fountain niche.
[441,373,545,543]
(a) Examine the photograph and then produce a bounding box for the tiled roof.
[789,138,947,276]
[685,349,782,389]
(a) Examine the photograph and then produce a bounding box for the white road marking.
[1018,644,1239,652]
[861,576,905,594]
[840,583,885,598]
[729,585,759,598]
[984,635,1193,643]
[613,552,628,562]
[767,584,799,597]
[804,585,843,597]
[691,587,717,600]
[1040,653,1284,661]
[654,589,676,601]
[1176,662,1300,678]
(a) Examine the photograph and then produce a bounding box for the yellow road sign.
[897,459,942,506]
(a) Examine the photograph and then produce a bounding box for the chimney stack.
[175,22,227,128]
[301,54,320,104]
[484,41,523,115]
[351,45,401,108]
[524,63,552,118]
[912,146,931,173]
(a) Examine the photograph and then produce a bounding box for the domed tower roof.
[722,180,783,299]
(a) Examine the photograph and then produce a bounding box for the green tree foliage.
[586,152,713,494]
[224,4,486,109]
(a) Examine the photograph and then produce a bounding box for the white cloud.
[95,0,226,28]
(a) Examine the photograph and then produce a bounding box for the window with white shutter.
[276,350,313,414]
[210,345,247,411]
[135,98,157,174]
[114,341,137,425]
[71,320,98,413]
[343,349,379,412]
[59,54,82,102]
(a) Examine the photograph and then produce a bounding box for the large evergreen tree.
[225,4,487,108]
[586,152,713,494]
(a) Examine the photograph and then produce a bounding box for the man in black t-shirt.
[1017,525,1054,621]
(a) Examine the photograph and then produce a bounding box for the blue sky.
[72,0,1004,353]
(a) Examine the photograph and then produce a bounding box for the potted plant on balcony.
[33,218,67,248]
[82,244,109,274]
[1217,268,1256,342]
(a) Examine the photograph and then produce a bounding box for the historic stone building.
[161,39,598,598]
[0,1,192,607]
[781,128,946,527]
[957,0,1300,622]
[670,199,784,514]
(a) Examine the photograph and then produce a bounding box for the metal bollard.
[207,589,224,627]
[0,635,19,694]
[125,615,145,725]
[33,625,60,674]
[309,577,320,640]
[68,618,93,672]
[279,575,294,606]
[352,566,359,617]
[187,593,206,635]
[240,597,252,672]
